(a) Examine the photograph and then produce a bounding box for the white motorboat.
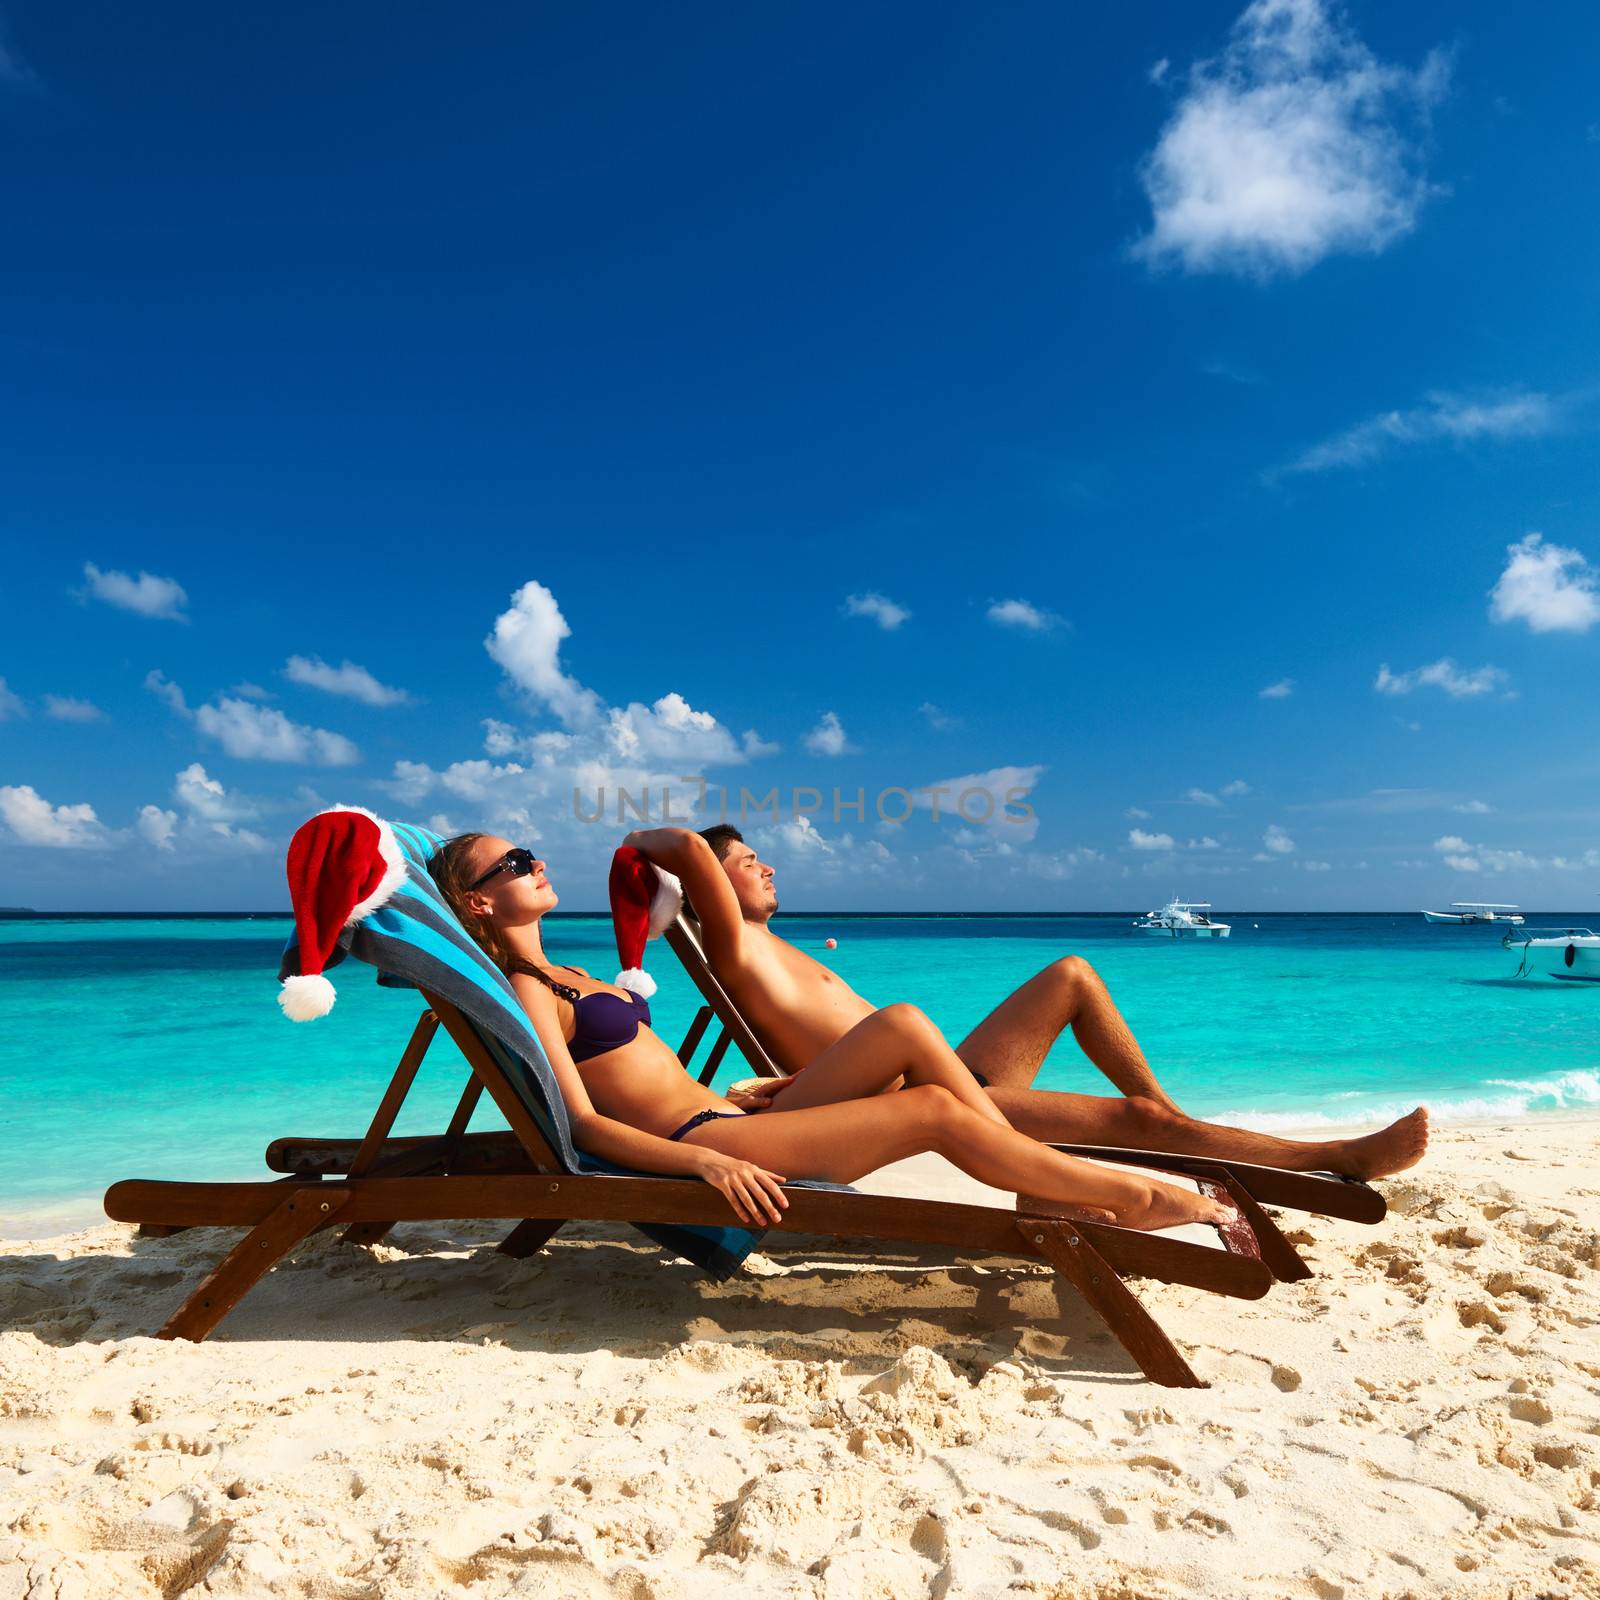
[1133,900,1231,938]
[1505,927,1600,982]
[1422,902,1524,925]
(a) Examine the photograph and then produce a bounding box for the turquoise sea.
[3,912,1597,1234]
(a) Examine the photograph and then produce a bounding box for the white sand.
[1,1115,1597,1599]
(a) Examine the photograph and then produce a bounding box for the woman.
[429,832,1236,1233]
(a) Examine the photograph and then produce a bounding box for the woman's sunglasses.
[467,846,542,891]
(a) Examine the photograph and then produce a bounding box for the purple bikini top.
[566,986,651,1063]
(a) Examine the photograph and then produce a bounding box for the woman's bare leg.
[688,1083,1234,1232]
[770,1003,1008,1124]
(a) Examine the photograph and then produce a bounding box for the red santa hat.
[278,805,407,1021]
[608,845,684,999]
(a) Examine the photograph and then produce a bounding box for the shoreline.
[1,1113,1596,1596]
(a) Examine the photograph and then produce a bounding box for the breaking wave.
[1208,1070,1600,1132]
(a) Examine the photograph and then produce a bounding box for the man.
[624,824,1428,1179]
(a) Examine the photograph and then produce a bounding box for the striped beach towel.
[278,818,762,1279]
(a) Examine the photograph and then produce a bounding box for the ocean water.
[2,912,1596,1233]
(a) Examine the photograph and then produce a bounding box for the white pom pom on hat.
[277,805,406,1021]
[278,972,339,1021]
[609,846,683,998]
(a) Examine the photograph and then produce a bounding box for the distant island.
[0,907,38,915]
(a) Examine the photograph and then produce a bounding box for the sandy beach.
[2,1114,1597,1599]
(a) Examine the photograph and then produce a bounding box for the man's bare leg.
[986,1085,1430,1180]
[955,956,1184,1112]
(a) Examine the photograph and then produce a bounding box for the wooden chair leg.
[676,1005,713,1071]
[160,1189,351,1343]
[340,1220,398,1247]
[1018,1217,1206,1389]
[1203,1169,1313,1283]
[336,1010,440,1247]
[696,1030,733,1087]
[496,1219,562,1259]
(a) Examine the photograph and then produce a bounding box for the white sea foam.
[1209,1070,1600,1133]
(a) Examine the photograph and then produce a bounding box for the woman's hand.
[691,1148,789,1225]
[725,1075,797,1112]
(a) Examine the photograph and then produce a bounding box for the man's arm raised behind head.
[623,828,747,971]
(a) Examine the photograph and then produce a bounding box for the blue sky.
[2,0,1597,912]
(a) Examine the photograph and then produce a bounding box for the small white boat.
[1505,927,1600,982]
[1422,902,1524,925]
[1134,900,1231,939]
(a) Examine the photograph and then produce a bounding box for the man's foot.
[1336,1107,1430,1179]
[1119,1179,1239,1232]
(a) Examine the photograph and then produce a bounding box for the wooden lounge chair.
[660,913,1387,1254]
[104,820,1277,1388]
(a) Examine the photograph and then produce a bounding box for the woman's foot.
[1335,1107,1430,1179]
[1118,1179,1239,1232]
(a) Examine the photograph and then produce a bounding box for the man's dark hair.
[699,824,745,862]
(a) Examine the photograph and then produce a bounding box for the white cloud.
[1488,533,1600,635]
[1374,658,1508,698]
[986,598,1061,632]
[482,580,776,792]
[173,762,256,822]
[763,815,833,856]
[1148,57,1170,85]
[1432,833,1541,875]
[143,670,189,716]
[1024,846,1103,880]
[1259,678,1295,699]
[146,670,357,766]
[1134,0,1447,279]
[1186,787,1221,807]
[482,719,521,757]
[1129,828,1176,851]
[1125,806,1152,820]
[1203,357,1262,386]
[0,678,25,721]
[0,785,113,848]
[738,817,903,884]
[229,681,273,701]
[43,695,105,723]
[804,711,858,757]
[194,697,360,766]
[1303,787,1495,817]
[918,702,958,730]
[284,655,410,707]
[383,761,439,808]
[1190,836,1222,850]
[1220,778,1251,796]
[1262,823,1295,854]
[607,692,751,768]
[1302,858,1333,871]
[914,765,1043,843]
[485,580,603,728]
[481,720,575,765]
[843,592,911,631]
[80,562,189,622]
[1287,391,1555,473]
[137,806,178,852]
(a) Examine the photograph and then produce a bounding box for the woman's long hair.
[428,833,579,1002]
